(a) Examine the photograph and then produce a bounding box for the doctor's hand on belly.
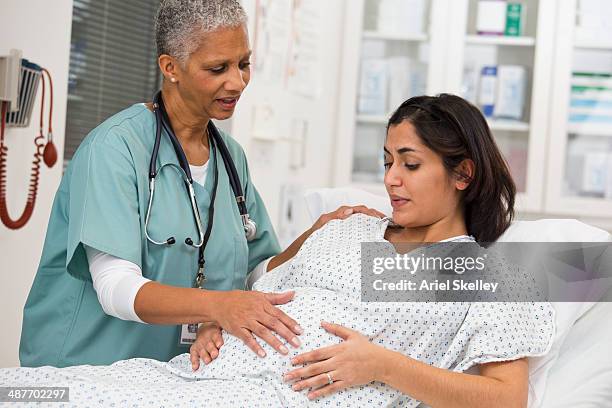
[207,289,303,360]
[188,205,384,369]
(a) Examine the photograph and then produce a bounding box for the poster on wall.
[252,0,292,82]
[251,0,321,97]
[286,0,320,97]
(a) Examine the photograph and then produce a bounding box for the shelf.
[465,35,536,47]
[357,115,530,132]
[574,38,612,50]
[363,31,428,42]
[568,123,612,137]
[487,119,530,132]
[356,114,390,124]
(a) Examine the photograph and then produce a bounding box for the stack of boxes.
[567,72,612,198]
[575,0,612,44]
[476,0,525,37]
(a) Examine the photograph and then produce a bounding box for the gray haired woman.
[20,0,381,367]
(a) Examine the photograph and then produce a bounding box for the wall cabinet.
[334,0,612,230]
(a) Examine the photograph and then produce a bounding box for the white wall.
[232,0,347,245]
[0,0,73,367]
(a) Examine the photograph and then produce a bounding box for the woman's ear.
[158,54,180,83]
[454,159,474,191]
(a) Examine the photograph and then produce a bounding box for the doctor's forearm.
[134,281,217,324]
[266,227,314,271]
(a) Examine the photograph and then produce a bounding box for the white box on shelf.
[494,65,527,120]
[358,58,388,115]
[478,66,498,117]
[581,152,608,194]
[476,0,507,35]
[387,56,412,112]
[462,63,480,104]
[377,0,426,35]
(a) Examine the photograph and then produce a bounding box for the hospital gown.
[0,214,555,407]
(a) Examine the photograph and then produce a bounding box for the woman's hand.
[189,322,224,371]
[209,290,302,358]
[310,206,386,233]
[283,321,384,401]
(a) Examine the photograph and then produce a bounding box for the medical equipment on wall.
[147,90,257,288]
[0,49,57,230]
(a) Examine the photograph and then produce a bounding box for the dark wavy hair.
[387,94,516,242]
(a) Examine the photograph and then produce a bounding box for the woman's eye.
[405,163,420,170]
[240,61,251,70]
[383,162,392,168]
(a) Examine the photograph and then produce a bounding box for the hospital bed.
[303,187,612,408]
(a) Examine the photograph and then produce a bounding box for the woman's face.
[175,25,251,121]
[383,121,463,229]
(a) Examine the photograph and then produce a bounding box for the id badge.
[179,323,199,345]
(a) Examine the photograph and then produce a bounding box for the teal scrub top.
[19,103,281,367]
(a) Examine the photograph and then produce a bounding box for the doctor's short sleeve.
[438,302,555,373]
[65,134,142,281]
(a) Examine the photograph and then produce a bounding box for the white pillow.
[497,219,611,407]
[303,187,612,408]
[540,301,612,407]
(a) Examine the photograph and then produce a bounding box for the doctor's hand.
[189,322,224,371]
[310,205,386,233]
[283,321,384,401]
[209,290,302,358]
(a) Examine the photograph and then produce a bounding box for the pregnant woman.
[1,95,554,407]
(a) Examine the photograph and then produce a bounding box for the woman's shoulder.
[317,213,385,243]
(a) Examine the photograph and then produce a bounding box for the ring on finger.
[326,372,333,385]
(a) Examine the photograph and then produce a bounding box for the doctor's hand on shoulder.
[311,205,385,233]
[266,204,384,274]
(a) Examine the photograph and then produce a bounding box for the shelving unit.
[545,0,612,218]
[335,0,612,229]
[334,0,450,191]
[445,0,556,212]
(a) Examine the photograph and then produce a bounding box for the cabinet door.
[446,0,556,213]
[545,0,612,218]
[334,0,449,194]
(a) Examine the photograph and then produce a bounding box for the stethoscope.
[145,90,257,288]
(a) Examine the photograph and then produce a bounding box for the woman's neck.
[385,211,468,244]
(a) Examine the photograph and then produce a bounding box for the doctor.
[20,0,380,367]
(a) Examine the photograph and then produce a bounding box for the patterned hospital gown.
[0,214,555,407]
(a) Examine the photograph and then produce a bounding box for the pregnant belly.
[166,287,381,382]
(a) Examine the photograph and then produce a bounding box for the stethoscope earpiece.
[185,237,194,246]
[166,237,176,245]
